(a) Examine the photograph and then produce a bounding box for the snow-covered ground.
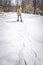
[0,12,43,65]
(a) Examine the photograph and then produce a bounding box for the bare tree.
[15,0,19,6]
[33,0,36,14]
[2,0,11,11]
[7,0,11,11]
[0,0,2,6]
[41,0,43,11]
[36,0,39,7]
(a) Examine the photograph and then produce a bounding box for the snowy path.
[0,12,43,65]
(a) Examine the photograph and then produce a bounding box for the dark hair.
[18,5,20,8]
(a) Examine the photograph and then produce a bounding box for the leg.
[20,15,22,22]
[17,15,19,21]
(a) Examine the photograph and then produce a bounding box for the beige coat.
[17,7,22,16]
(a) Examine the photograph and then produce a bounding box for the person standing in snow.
[17,5,23,22]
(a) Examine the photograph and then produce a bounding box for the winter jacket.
[17,7,22,16]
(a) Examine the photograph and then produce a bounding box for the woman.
[17,5,22,22]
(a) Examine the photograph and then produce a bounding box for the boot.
[20,19,23,22]
[17,20,19,21]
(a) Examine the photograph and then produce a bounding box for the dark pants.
[17,15,22,21]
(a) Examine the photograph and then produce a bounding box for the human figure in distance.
[17,5,23,22]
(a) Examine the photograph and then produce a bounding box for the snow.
[0,12,43,65]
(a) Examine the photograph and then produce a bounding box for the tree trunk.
[33,0,36,14]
